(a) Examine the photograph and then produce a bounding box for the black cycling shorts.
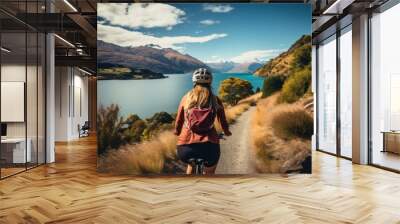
[177,142,220,167]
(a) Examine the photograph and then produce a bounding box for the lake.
[98,73,265,119]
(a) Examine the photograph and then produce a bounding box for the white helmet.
[192,68,212,85]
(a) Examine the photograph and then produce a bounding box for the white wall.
[55,67,89,141]
[1,65,27,139]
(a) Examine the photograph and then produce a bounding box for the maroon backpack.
[185,96,218,134]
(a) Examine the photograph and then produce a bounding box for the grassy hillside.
[250,93,312,173]
[250,34,313,174]
[254,35,311,77]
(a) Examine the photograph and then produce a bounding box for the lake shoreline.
[98,73,264,118]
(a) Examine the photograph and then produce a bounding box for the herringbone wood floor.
[0,136,400,224]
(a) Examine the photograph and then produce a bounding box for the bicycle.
[187,133,225,175]
[188,158,207,175]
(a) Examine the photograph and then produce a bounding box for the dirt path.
[215,106,256,174]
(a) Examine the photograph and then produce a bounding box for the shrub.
[262,75,285,98]
[280,67,311,103]
[123,114,147,143]
[97,106,176,155]
[292,44,311,69]
[271,107,313,140]
[97,104,126,155]
[249,95,312,173]
[98,131,184,175]
[143,112,174,140]
[218,77,254,105]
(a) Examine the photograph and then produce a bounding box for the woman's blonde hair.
[185,84,213,109]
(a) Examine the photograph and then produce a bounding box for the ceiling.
[311,0,390,43]
[0,0,97,73]
[2,0,388,74]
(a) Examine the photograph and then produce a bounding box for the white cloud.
[98,3,185,29]
[204,55,225,63]
[203,4,234,13]
[200,19,220,25]
[230,49,284,63]
[98,24,227,51]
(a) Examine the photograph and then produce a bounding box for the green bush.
[293,44,311,69]
[280,67,311,103]
[271,108,313,140]
[143,112,175,140]
[97,105,151,155]
[218,77,254,105]
[123,114,146,143]
[262,75,285,98]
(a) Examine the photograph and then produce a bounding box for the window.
[0,1,46,179]
[339,26,352,158]
[370,3,400,171]
[317,35,337,154]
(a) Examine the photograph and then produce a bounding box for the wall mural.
[97,3,312,175]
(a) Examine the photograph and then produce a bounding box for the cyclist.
[174,68,232,174]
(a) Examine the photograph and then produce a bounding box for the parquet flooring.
[0,136,400,223]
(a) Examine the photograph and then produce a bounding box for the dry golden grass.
[215,93,262,132]
[225,103,251,124]
[226,92,262,123]
[98,93,263,175]
[237,92,262,105]
[98,131,178,175]
[250,93,312,173]
[270,105,313,140]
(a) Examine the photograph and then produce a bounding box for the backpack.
[184,96,219,134]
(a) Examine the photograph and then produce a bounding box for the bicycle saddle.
[188,158,205,165]
[196,158,204,164]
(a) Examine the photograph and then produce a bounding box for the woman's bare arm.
[216,97,231,136]
[174,96,186,135]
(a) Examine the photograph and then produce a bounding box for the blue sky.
[97,3,311,63]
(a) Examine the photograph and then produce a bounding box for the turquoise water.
[98,73,265,119]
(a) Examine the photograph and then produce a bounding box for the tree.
[218,77,254,105]
[262,75,285,98]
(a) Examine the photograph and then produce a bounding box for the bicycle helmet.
[192,68,212,85]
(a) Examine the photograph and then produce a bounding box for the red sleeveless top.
[174,94,230,145]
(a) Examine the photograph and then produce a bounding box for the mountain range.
[207,61,263,73]
[97,40,209,74]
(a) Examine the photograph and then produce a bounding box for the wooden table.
[381,131,400,154]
